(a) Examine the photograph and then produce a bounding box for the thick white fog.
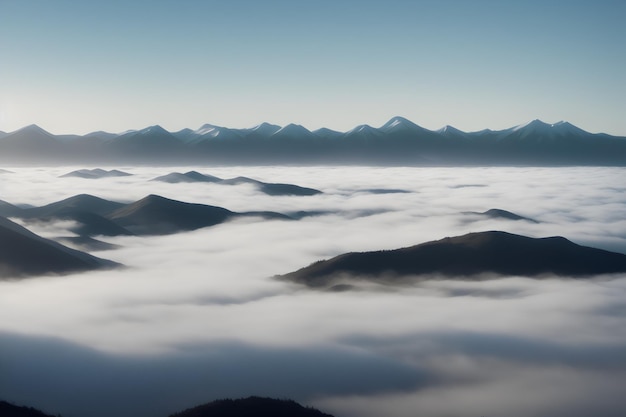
[1,166,625,417]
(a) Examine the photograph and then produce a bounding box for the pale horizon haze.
[1,0,625,136]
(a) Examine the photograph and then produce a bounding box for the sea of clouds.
[1,166,625,417]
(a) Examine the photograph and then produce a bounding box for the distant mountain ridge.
[1,118,625,165]
[60,168,132,179]
[152,171,322,196]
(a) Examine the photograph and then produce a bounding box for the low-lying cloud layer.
[1,166,625,417]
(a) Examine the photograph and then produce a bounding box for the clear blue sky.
[1,0,625,135]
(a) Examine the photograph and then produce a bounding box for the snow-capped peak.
[550,121,589,135]
[248,122,281,135]
[512,119,551,132]
[380,116,422,132]
[15,124,54,136]
[140,125,169,135]
[273,123,311,136]
[437,125,465,135]
[347,124,376,134]
[511,119,589,135]
[195,124,220,135]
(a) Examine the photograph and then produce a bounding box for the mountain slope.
[279,231,626,288]
[0,216,119,278]
[62,211,134,237]
[0,199,23,217]
[0,400,58,417]
[9,195,132,237]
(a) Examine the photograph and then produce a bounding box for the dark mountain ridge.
[107,194,235,235]
[0,397,335,417]
[4,194,133,237]
[169,396,334,417]
[22,194,125,218]
[4,194,291,237]
[2,118,625,165]
[0,400,58,417]
[0,216,119,278]
[279,231,626,288]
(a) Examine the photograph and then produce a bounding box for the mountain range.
[60,168,132,179]
[1,118,625,165]
[278,231,626,289]
[0,192,295,277]
[1,193,291,237]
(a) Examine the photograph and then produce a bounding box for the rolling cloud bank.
[1,166,625,417]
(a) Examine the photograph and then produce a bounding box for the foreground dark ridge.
[1,118,625,165]
[279,231,626,288]
[0,400,57,417]
[463,208,539,223]
[0,397,335,417]
[60,168,132,179]
[0,216,119,279]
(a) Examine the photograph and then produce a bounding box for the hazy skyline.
[1,0,625,135]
